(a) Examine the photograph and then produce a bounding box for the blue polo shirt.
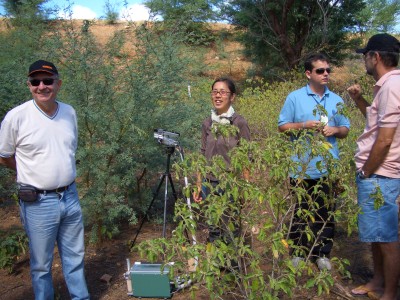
[278,84,350,179]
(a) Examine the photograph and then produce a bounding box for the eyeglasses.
[211,90,231,96]
[29,78,56,86]
[314,68,331,75]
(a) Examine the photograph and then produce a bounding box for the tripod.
[130,146,177,249]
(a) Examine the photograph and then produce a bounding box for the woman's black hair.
[211,77,236,94]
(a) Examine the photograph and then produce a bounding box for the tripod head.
[164,146,175,155]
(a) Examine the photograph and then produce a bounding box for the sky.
[1,0,151,21]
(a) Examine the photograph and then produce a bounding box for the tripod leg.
[162,173,169,238]
[130,174,166,249]
[162,173,180,238]
[167,173,178,201]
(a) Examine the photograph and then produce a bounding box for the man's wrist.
[357,169,368,179]
[354,95,364,102]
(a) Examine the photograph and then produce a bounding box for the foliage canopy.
[144,0,222,45]
[355,0,400,33]
[223,0,366,76]
[0,0,52,21]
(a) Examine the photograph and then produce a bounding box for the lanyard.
[311,93,328,124]
[311,93,326,109]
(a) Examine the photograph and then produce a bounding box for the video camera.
[154,129,180,147]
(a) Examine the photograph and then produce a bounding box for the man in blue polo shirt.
[278,53,350,270]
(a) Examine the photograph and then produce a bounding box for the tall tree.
[1,0,50,18]
[224,0,365,75]
[144,0,221,44]
[0,0,53,120]
[356,0,400,33]
[145,0,218,22]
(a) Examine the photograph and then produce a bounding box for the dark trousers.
[289,178,335,259]
[202,180,240,243]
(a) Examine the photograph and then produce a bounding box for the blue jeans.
[19,182,89,300]
[356,173,400,242]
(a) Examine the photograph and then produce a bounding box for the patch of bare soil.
[1,197,399,300]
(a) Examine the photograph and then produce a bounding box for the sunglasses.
[314,68,331,75]
[29,78,56,86]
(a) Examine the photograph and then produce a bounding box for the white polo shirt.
[0,99,78,189]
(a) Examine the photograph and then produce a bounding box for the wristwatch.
[357,169,367,179]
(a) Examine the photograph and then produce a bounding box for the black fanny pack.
[18,185,38,202]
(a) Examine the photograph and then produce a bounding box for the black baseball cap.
[356,33,400,54]
[28,60,58,76]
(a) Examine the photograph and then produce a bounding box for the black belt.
[36,181,74,194]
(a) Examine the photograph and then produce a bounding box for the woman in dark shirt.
[193,77,250,242]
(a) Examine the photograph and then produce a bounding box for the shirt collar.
[306,83,330,97]
[375,69,400,88]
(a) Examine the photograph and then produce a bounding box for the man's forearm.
[334,126,349,139]
[362,144,390,176]
[353,95,369,118]
[278,122,304,132]
[361,127,395,176]
[0,156,16,171]
[279,120,322,132]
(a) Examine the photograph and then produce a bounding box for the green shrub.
[0,14,212,244]
[136,69,367,298]
[103,0,119,25]
[0,230,28,273]
[137,131,359,298]
[0,168,17,201]
[37,19,210,243]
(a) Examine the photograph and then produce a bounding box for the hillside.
[86,20,252,82]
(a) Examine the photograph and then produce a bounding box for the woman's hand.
[192,186,203,203]
[193,173,203,203]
